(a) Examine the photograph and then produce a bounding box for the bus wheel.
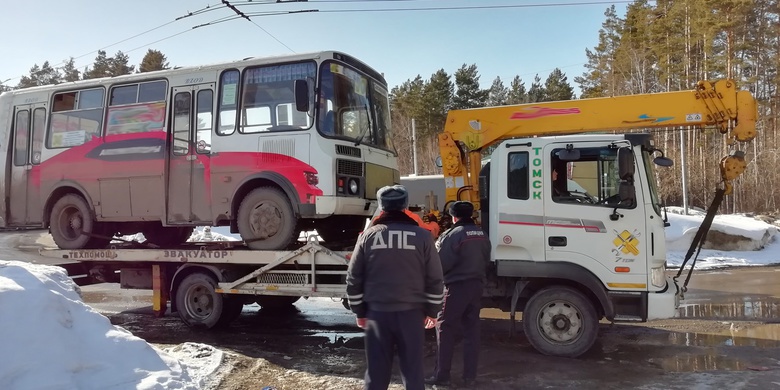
[176,272,236,329]
[255,295,301,308]
[237,187,296,250]
[522,286,599,358]
[50,194,100,250]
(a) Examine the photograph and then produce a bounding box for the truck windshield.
[642,149,663,216]
[317,61,393,151]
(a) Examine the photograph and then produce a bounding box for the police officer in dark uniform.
[427,201,491,387]
[346,185,444,390]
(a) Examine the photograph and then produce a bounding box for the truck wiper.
[354,104,371,147]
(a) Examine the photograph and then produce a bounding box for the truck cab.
[482,133,677,317]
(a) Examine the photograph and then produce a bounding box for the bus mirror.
[435,156,443,168]
[294,80,309,112]
[618,147,635,180]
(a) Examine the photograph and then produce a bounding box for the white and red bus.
[0,51,399,250]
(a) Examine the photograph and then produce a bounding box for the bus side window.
[31,108,45,164]
[106,80,167,135]
[14,110,30,166]
[172,93,191,156]
[48,88,105,148]
[217,70,239,136]
[196,89,213,154]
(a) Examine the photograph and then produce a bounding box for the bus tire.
[176,272,231,329]
[50,194,100,250]
[237,187,297,250]
[522,286,599,358]
[255,295,301,308]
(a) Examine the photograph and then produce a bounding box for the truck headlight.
[651,266,666,288]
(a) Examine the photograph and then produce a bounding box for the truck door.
[8,104,45,226]
[492,143,546,263]
[542,142,647,288]
[166,84,215,224]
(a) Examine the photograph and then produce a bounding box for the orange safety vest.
[370,210,436,236]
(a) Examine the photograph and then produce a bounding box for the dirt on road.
[100,266,780,390]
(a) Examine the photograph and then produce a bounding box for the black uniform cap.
[449,201,474,219]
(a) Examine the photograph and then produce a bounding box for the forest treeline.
[390,0,780,214]
[2,0,777,213]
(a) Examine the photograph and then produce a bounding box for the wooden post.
[152,264,168,317]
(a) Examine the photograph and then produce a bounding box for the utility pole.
[412,118,418,175]
[680,128,688,215]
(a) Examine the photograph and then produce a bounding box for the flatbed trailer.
[39,239,352,329]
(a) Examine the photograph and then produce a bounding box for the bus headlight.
[651,266,666,288]
[304,171,319,185]
[348,178,359,195]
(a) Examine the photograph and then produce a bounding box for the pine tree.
[487,76,509,106]
[61,57,80,82]
[526,75,545,103]
[83,50,112,79]
[452,64,488,110]
[17,61,61,88]
[139,49,170,73]
[420,69,453,136]
[542,68,575,101]
[109,50,135,76]
[575,5,624,97]
[507,76,527,104]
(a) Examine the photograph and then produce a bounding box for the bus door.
[8,104,45,226]
[166,84,215,224]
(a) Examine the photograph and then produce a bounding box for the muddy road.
[82,267,780,390]
[7,230,780,389]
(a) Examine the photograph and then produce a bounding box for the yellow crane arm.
[438,80,758,208]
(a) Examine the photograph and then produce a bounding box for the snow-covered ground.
[665,207,780,270]
[0,261,226,390]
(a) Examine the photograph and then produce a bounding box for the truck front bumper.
[646,276,681,320]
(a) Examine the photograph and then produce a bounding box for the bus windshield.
[317,61,393,151]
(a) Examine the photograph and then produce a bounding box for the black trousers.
[433,279,483,382]
[364,308,425,390]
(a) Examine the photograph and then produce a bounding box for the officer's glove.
[424,316,437,329]
[356,317,368,329]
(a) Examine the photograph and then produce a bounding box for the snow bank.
[0,261,220,390]
[664,209,780,269]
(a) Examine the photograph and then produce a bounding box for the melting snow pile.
[665,207,780,269]
[0,261,223,390]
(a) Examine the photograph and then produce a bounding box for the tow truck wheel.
[50,194,101,250]
[255,295,301,308]
[176,272,235,329]
[237,187,296,250]
[522,286,599,358]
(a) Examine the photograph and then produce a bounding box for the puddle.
[312,331,363,344]
[678,297,780,321]
[650,353,749,372]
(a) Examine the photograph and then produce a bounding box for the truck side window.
[508,152,529,200]
[551,147,631,207]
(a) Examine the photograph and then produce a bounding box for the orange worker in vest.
[423,214,441,238]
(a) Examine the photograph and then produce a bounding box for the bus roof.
[0,50,386,96]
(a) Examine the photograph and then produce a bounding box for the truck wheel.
[237,187,296,250]
[50,194,101,250]
[255,295,300,308]
[143,225,194,247]
[522,286,599,358]
[176,272,235,329]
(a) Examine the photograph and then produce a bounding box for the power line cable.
[221,0,296,53]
